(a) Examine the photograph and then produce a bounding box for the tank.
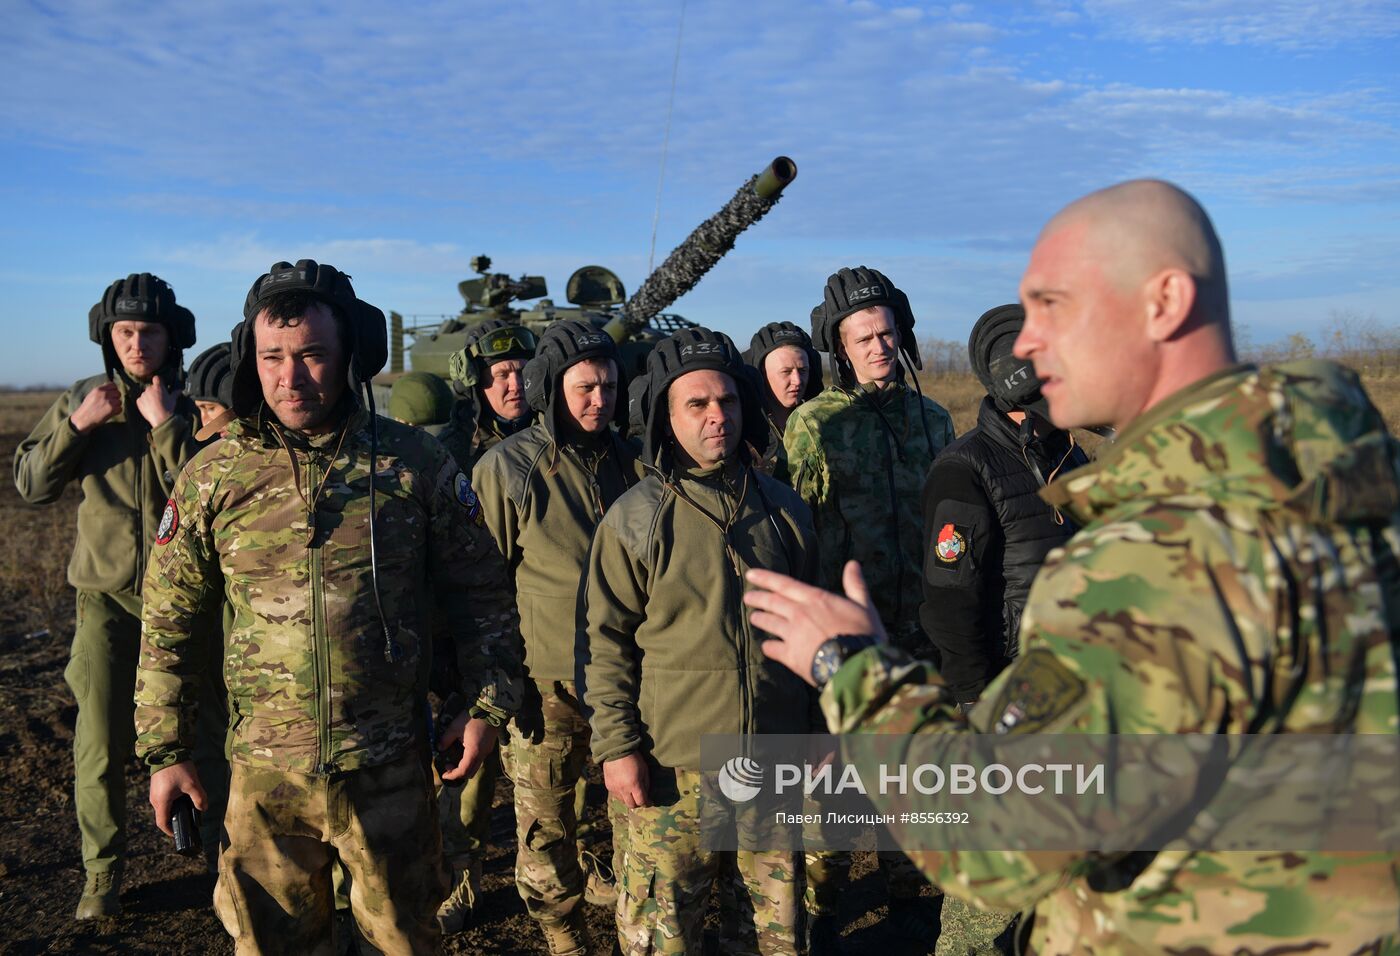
[391,156,797,381]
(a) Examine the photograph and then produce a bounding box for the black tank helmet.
[637,327,766,466]
[522,321,624,438]
[186,342,235,441]
[87,273,197,382]
[809,266,922,387]
[968,303,1049,420]
[743,321,823,412]
[187,342,233,407]
[228,259,387,417]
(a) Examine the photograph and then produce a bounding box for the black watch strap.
[811,633,879,689]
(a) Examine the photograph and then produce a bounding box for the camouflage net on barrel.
[619,175,783,332]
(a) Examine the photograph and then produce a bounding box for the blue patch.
[455,472,482,524]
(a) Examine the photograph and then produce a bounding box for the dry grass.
[0,391,78,639]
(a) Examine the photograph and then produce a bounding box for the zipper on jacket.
[883,397,905,626]
[307,452,334,773]
[132,398,145,592]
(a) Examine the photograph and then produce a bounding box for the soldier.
[784,267,956,948]
[743,321,822,483]
[133,260,522,954]
[448,317,538,466]
[746,180,1400,953]
[582,328,818,955]
[388,370,455,438]
[436,318,537,931]
[916,304,1090,953]
[187,341,237,442]
[472,321,640,954]
[922,304,1088,710]
[13,273,201,919]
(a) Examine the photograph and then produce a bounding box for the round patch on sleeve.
[155,498,179,545]
[454,472,483,524]
[934,522,966,564]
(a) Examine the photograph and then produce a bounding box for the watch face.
[811,641,844,687]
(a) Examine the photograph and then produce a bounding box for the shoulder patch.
[934,522,966,565]
[155,498,179,546]
[989,648,1085,735]
[454,471,483,525]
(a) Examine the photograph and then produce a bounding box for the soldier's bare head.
[561,357,618,435]
[253,294,348,434]
[1015,179,1236,433]
[666,368,742,468]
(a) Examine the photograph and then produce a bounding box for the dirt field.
[2,364,1396,954]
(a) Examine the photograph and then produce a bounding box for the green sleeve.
[135,468,219,771]
[148,398,202,494]
[427,453,523,723]
[580,517,649,763]
[819,530,1233,911]
[472,449,521,569]
[12,386,87,505]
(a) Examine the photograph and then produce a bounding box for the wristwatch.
[810,634,879,689]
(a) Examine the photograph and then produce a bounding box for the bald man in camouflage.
[745,179,1400,953]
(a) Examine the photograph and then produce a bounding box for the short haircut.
[256,291,347,338]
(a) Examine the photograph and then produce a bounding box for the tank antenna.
[647,0,687,274]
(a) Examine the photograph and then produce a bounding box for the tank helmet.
[744,320,823,409]
[229,259,387,416]
[968,303,1048,419]
[88,273,196,380]
[449,319,537,389]
[187,342,234,407]
[522,321,623,434]
[637,327,767,466]
[810,266,922,386]
[187,342,235,440]
[389,371,454,427]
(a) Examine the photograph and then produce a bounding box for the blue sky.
[2,0,1397,386]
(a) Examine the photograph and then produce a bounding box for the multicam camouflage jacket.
[821,361,1400,953]
[135,403,522,775]
[784,381,955,631]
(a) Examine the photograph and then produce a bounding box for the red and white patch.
[155,498,179,545]
[934,522,965,564]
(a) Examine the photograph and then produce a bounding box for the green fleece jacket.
[473,420,642,682]
[13,372,201,596]
[582,457,820,770]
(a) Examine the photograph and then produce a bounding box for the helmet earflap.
[230,260,386,415]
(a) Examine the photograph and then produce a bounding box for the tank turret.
[393,156,797,380]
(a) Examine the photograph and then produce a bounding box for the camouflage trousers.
[498,679,592,924]
[437,746,499,866]
[934,897,1018,955]
[66,589,228,874]
[215,752,447,955]
[803,848,931,911]
[617,766,801,955]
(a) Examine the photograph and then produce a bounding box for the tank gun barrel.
[604,156,797,343]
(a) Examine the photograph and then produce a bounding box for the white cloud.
[1080,0,1400,49]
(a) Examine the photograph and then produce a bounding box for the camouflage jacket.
[135,403,522,774]
[13,372,200,595]
[821,361,1400,953]
[473,421,642,681]
[785,382,956,630]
